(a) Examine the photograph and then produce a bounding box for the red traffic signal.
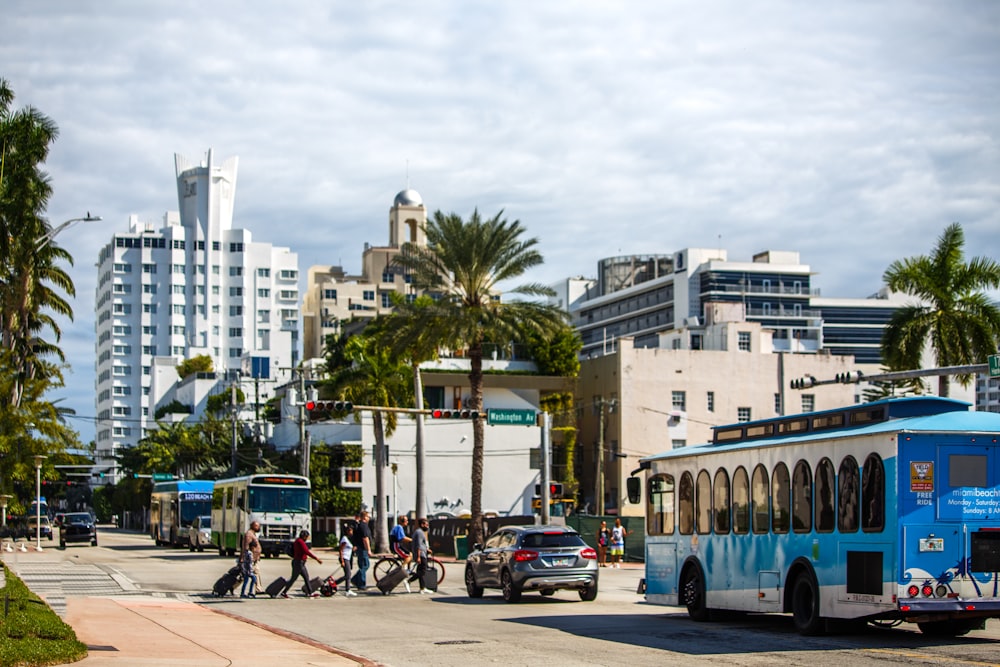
[533,482,564,496]
[430,409,481,419]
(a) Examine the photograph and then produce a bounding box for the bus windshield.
[249,486,310,513]
[179,499,212,525]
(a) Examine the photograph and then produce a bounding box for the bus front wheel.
[792,574,824,635]
[681,566,710,622]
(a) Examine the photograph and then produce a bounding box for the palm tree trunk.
[468,342,485,545]
[413,363,426,518]
[373,411,389,553]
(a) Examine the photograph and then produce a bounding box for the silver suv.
[465,525,598,602]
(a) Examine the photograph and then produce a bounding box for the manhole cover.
[434,640,482,645]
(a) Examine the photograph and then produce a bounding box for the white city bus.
[211,474,312,558]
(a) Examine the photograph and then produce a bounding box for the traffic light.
[835,371,864,383]
[430,409,481,419]
[306,400,353,418]
[790,375,815,390]
[534,483,564,496]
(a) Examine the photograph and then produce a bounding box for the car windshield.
[198,516,211,528]
[519,532,585,549]
[65,514,91,524]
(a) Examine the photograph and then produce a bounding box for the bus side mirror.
[626,477,641,504]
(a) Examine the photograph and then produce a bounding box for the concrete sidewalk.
[63,596,371,666]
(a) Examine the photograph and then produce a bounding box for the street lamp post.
[0,494,11,528]
[34,455,47,551]
[37,213,102,249]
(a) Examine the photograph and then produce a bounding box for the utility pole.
[540,411,551,524]
[230,373,239,477]
[596,405,605,517]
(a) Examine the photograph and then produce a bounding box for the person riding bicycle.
[389,515,412,567]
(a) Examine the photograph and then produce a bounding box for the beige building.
[577,304,857,518]
[301,189,428,359]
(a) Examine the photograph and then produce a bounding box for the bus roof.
[641,397,1000,463]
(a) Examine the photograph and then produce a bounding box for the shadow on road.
[499,612,1000,655]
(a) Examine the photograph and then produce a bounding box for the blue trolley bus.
[628,397,1000,636]
[150,480,214,547]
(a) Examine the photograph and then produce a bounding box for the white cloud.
[3,0,998,443]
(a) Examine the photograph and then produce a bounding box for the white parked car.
[188,515,212,552]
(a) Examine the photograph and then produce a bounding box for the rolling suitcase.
[213,565,242,597]
[300,576,322,595]
[320,574,339,597]
[265,576,287,598]
[376,565,408,595]
[421,564,438,592]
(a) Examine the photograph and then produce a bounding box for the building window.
[142,264,156,274]
[142,325,157,335]
[229,242,244,252]
[381,271,395,283]
[707,391,714,412]
[173,305,185,314]
[171,285,184,294]
[801,394,815,413]
[229,266,243,276]
[230,287,243,297]
[257,288,270,298]
[172,346,185,355]
[258,310,270,323]
[774,393,782,414]
[113,263,132,273]
[257,268,270,277]
[172,264,185,273]
[671,439,686,449]
[172,325,185,335]
[229,306,243,316]
[229,348,243,358]
[279,290,296,300]
[738,331,751,351]
[671,391,686,412]
[737,407,752,422]
[323,289,337,300]
[143,304,157,314]
[381,293,393,308]
[363,290,375,301]
[229,328,243,337]
[279,269,298,280]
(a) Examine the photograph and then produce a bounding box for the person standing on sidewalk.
[406,517,433,594]
[610,518,630,568]
[351,510,372,591]
[243,521,263,594]
[280,530,323,598]
[596,520,610,567]
[339,524,357,597]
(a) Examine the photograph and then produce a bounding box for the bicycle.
[373,552,446,586]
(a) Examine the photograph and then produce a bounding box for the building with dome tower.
[301,188,428,360]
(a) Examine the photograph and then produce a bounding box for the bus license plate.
[919,538,944,552]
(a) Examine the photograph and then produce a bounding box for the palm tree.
[325,330,412,553]
[882,223,1000,396]
[0,78,72,407]
[391,209,566,544]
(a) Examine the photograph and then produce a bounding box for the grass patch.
[0,566,87,666]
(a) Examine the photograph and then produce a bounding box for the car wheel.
[501,570,521,603]
[579,582,598,602]
[198,546,204,553]
[465,566,484,598]
[60,540,66,549]
[91,538,98,547]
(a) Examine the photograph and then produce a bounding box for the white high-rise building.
[94,150,299,477]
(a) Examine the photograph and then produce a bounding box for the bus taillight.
[935,584,948,598]
[921,584,934,597]
[907,585,920,597]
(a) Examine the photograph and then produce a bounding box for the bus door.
[903,442,1000,597]
[645,541,678,603]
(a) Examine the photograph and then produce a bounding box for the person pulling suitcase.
[279,530,323,598]
[406,517,434,595]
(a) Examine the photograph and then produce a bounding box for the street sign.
[151,473,175,482]
[487,408,537,426]
[990,354,1000,378]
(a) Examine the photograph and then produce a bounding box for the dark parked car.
[60,512,98,548]
[464,525,598,602]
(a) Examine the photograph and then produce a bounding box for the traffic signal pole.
[540,411,551,524]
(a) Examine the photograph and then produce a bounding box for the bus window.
[772,463,790,534]
[647,474,674,535]
[861,453,885,532]
[714,468,731,534]
[679,472,694,535]
[815,458,835,532]
[696,470,712,534]
[733,467,749,534]
[792,460,812,533]
[838,456,860,533]
[752,464,769,534]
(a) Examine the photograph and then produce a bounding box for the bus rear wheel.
[792,574,824,635]
[681,566,710,622]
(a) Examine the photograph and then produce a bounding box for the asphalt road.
[9,528,1000,666]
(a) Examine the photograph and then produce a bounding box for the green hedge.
[0,567,87,666]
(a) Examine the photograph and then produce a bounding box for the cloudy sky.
[4,1,999,444]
